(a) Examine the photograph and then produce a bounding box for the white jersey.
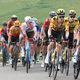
[20,22,37,35]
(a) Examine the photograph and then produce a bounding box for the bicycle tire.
[53,52,59,80]
[26,61,29,73]
[14,54,18,71]
[48,63,52,77]
[2,47,7,67]
[13,45,18,71]
[65,51,69,76]
[45,63,48,72]
[74,63,79,79]
[60,62,64,74]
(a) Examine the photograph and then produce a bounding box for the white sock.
[21,46,25,57]
[45,51,50,64]
[42,56,45,63]
[75,48,79,56]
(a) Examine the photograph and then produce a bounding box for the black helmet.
[2,22,7,27]
[49,11,57,18]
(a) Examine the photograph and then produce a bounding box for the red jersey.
[0,27,7,35]
[42,18,50,30]
[7,20,13,29]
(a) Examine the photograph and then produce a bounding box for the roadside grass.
[0,0,80,25]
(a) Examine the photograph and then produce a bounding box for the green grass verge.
[0,0,80,25]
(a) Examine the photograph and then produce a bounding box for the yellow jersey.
[49,16,79,32]
[49,16,65,31]
[65,18,79,32]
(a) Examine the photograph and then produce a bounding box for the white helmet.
[24,16,31,22]
[11,15,17,18]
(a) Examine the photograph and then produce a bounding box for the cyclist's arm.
[75,21,79,30]
[48,18,55,36]
[8,28,12,43]
[65,22,69,32]
[20,24,28,42]
[42,19,48,30]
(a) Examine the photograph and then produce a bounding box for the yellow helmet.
[69,10,76,15]
[14,20,20,27]
[57,9,65,15]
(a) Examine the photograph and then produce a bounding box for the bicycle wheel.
[60,53,65,74]
[45,63,48,72]
[34,52,37,64]
[53,52,59,80]
[2,48,7,67]
[48,62,52,77]
[22,57,26,67]
[26,53,31,73]
[65,51,69,76]
[13,46,18,71]
[12,58,14,68]
[74,63,79,79]
[14,54,18,71]
[48,53,52,77]
[60,61,64,74]
[26,61,29,73]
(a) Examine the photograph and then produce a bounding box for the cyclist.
[72,16,80,63]
[7,15,18,31]
[8,20,21,63]
[20,16,37,67]
[42,11,57,39]
[41,11,57,67]
[0,22,8,42]
[65,10,79,61]
[45,9,65,65]
[31,17,42,62]
[0,22,9,63]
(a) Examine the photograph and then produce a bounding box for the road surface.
[0,61,80,80]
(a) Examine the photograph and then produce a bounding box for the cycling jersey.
[42,18,50,38]
[42,18,50,30]
[0,27,7,35]
[7,20,14,28]
[65,18,79,32]
[0,27,8,42]
[49,16,65,42]
[35,23,41,32]
[49,16,65,31]
[21,22,37,42]
[9,26,21,37]
[7,19,19,29]
[65,17,79,48]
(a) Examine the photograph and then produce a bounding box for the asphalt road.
[0,61,80,80]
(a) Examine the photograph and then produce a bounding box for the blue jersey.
[36,23,41,32]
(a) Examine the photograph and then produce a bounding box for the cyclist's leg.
[45,30,57,64]
[68,32,74,61]
[45,42,54,64]
[72,39,80,63]
[21,45,25,58]
[41,45,47,67]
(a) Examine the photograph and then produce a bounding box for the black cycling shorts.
[51,30,63,42]
[68,32,74,49]
[11,36,19,42]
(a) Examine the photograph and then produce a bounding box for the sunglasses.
[69,15,75,18]
[59,16,65,18]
